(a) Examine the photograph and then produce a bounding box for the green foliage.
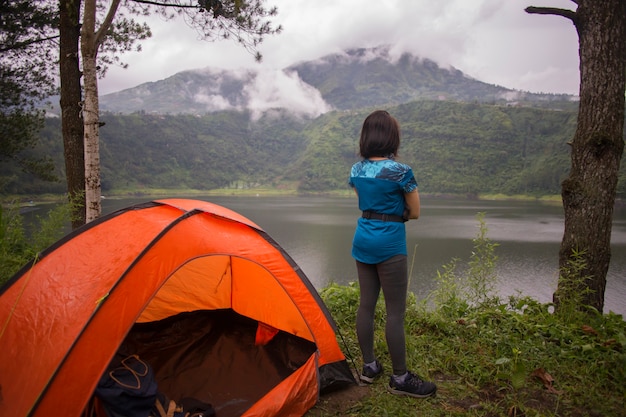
[0,1,58,186]
[6,99,625,198]
[0,109,59,190]
[0,1,58,106]
[318,217,626,416]
[426,212,499,311]
[0,204,31,283]
[130,0,281,63]
[0,201,71,286]
[294,112,360,192]
[320,281,361,329]
[465,213,499,306]
[553,248,596,320]
[428,258,468,318]
[396,101,577,196]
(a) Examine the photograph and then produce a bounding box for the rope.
[335,324,361,382]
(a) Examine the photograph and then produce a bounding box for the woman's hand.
[404,190,420,220]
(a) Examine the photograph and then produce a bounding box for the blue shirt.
[349,159,418,264]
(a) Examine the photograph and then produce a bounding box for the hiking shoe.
[359,360,383,384]
[387,371,437,398]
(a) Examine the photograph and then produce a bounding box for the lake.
[24,195,626,316]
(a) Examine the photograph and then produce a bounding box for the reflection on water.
[22,196,626,315]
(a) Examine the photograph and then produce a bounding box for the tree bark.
[81,0,122,222]
[59,0,86,228]
[558,0,626,312]
[81,0,101,222]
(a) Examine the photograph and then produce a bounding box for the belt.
[362,211,406,223]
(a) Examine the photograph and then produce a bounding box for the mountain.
[99,68,256,115]
[288,46,519,110]
[8,47,606,199]
[99,46,577,116]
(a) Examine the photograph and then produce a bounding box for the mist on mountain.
[99,46,576,118]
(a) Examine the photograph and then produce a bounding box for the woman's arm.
[404,189,420,220]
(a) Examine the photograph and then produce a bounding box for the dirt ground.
[303,371,595,417]
[305,382,371,416]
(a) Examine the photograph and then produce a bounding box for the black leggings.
[356,254,408,375]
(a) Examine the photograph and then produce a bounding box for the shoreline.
[5,187,623,208]
[3,189,562,206]
[0,188,568,207]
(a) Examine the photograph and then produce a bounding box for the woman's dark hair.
[358,110,400,159]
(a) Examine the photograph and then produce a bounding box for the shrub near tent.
[0,199,355,417]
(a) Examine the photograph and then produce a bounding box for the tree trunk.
[59,0,86,228]
[81,0,121,222]
[81,0,102,222]
[558,0,626,312]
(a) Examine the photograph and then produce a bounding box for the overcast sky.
[99,0,580,97]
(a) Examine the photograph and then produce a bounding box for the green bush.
[0,201,70,286]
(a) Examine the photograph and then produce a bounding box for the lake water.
[24,195,626,316]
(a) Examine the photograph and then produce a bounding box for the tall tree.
[526,0,626,313]
[59,0,86,227]
[78,0,281,222]
[81,0,119,222]
[0,1,59,188]
[60,0,151,225]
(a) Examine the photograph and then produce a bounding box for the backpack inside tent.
[0,199,356,417]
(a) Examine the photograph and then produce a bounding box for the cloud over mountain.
[99,47,575,117]
[100,66,331,119]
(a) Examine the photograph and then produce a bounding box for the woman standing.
[349,110,436,398]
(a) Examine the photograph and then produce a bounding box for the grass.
[479,193,562,203]
[315,215,626,417]
[319,287,625,416]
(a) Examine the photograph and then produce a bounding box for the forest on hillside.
[3,100,625,199]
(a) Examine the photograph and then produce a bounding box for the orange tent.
[0,199,355,417]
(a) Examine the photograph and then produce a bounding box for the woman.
[348,110,436,398]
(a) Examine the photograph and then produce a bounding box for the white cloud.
[165,66,333,117]
[193,92,241,112]
[99,0,581,96]
[243,69,332,119]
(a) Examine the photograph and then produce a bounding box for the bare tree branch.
[130,0,197,8]
[525,6,577,22]
[0,35,59,53]
[95,0,122,47]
